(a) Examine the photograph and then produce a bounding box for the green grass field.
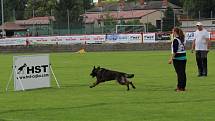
[0,51,215,121]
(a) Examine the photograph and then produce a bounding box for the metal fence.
[3,8,215,37]
[2,9,157,37]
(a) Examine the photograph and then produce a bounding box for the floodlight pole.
[1,0,5,37]
[67,9,70,35]
[32,0,35,36]
[173,11,176,27]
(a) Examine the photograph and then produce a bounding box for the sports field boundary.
[0,42,214,53]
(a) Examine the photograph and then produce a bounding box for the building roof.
[84,10,158,23]
[89,2,137,12]
[87,1,181,12]
[0,22,27,31]
[15,16,55,25]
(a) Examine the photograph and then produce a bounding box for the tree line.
[0,0,92,25]
[0,0,215,31]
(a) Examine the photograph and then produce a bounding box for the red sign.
[210,32,215,41]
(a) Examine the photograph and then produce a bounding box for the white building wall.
[181,20,215,27]
[181,19,215,32]
[140,11,164,26]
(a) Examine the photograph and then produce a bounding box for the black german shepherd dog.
[90,66,136,91]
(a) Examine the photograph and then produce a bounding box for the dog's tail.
[125,74,134,78]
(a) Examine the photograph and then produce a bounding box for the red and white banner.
[58,35,106,44]
[0,33,161,46]
[210,32,215,41]
[0,35,106,46]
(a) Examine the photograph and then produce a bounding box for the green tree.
[145,22,157,32]
[0,0,27,22]
[22,0,92,23]
[14,0,28,20]
[162,6,180,32]
[183,0,215,19]
[168,0,184,6]
[126,19,142,25]
[55,0,92,26]
[102,12,117,33]
[103,12,117,26]
[24,0,56,19]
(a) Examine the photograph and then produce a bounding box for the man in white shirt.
[191,22,210,77]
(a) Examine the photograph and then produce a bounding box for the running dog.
[90,66,136,91]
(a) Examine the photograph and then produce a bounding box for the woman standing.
[168,27,187,92]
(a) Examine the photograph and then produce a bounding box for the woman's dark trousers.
[173,60,187,89]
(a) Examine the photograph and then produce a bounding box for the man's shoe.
[174,87,179,92]
[175,88,185,92]
[198,74,203,77]
[179,88,185,91]
[202,74,207,77]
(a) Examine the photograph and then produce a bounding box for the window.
[156,20,161,28]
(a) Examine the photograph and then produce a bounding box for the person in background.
[168,27,187,92]
[191,22,210,77]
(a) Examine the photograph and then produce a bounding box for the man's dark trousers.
[196,51,208,76]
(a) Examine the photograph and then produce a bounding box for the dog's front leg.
[90,81,100,88]
[129,82,136,89]
[127,84,130,91]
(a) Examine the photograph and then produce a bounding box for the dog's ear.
[98,66,100,69]
[93,66,95,69]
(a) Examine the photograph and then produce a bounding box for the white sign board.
[93,0,98,3]
[185,32,195,42]
[13,54,50,91]
[143,33,156,43]
[0,38,26,46]
[58,35,106,44]
[106,34,142,43]
[0,35,106,46]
